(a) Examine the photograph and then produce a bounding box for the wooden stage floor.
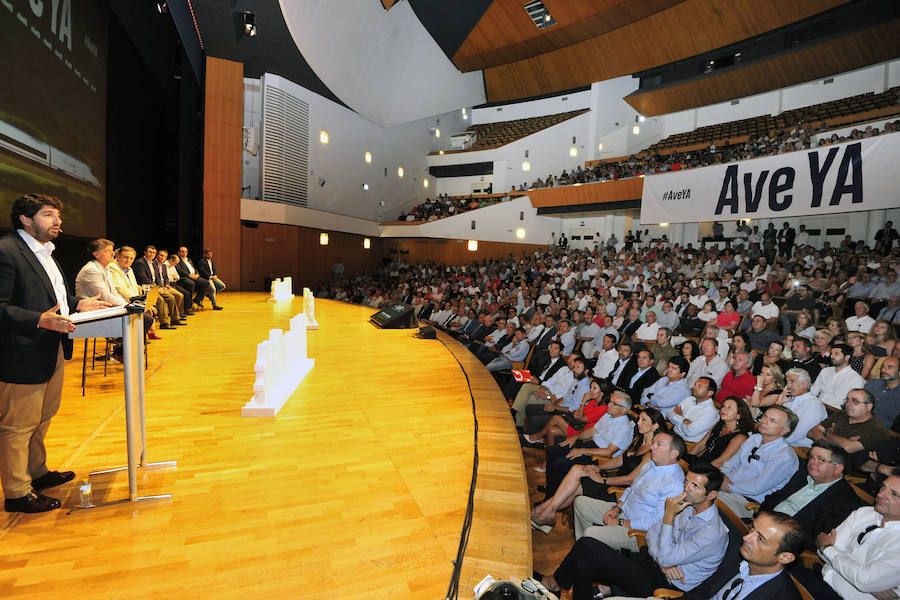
[0,294,531,599]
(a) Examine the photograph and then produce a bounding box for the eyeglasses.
[808,454,840,465]
[845,397,872,406]
[611,402,630,410]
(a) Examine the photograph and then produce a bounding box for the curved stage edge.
[0,294,531,599]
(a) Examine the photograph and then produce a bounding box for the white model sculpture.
[241,312,315,417]
[268,277,293,302]
[303,287,319,329]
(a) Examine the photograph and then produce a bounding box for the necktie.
[857,524,878,544]
[721,577,744,600]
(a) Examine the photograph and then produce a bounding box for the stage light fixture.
[243,12,256,37]
[467,240,478,251]
[363,238,371,249]
[319,130,329,144]
[364,151,372,163]
[319,233,329,245]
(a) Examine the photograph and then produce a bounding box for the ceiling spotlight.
[156,1,168,14]
[243,12,256,37]
[522,161,531,171]
[319,130,329,145]
[364,151,372,163]
[423,178,429,188]
[569,146,577,157]
[597,143,603,151]
[632,125,640,135]
[397,166,404,178]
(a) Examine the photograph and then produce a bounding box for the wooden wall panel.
[482,0,846,102]
[453,0,682,72]
[203,57,244,289]
[624,20,900,116]
[528,178,644,208]
[240,222,384,291]
[385,238,545,266]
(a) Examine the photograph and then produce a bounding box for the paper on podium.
[69,306,128,324]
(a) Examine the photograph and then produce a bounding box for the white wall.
[379,196,562,245]
[243,74,466,221]
[471,89,592,125]
[429,113,593,191]
[435,175,495,197]
[278,0,485,128]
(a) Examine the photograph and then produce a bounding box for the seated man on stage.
[163,252,195,310]
[539,462,729,599]
[717,406,799,518]
[157,250,194,316]
[133,245,183,329]
[197,248,226,307]
[176,246,220,310]
[108,246,160,339]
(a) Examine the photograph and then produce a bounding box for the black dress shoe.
[32,470,75,492]
[184,311,195,316]
[213,306,223,311]
[537,485,547,494]
[160,323,176,329]
[5,491,61,513]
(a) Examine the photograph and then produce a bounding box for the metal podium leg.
[71,313,176,511]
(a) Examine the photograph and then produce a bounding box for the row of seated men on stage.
[73,239,226,351]
[405,257,899,598]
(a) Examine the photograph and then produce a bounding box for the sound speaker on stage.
[370,303,418,329]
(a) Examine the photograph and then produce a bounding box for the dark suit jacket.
[533,326,557,351]
[759,467,861,546]
[617,365,660,399]
[132,257,158,286]
[196,257,217,280]
[682,541,800,600]
[0,232,79,383]
[531,355,565,383]
[609,355,637,387]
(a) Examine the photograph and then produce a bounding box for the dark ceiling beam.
[480,0,848,103]
[624,19,900,116]
[453,0,684,72]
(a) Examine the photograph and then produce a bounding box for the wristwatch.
[617,517,625,527]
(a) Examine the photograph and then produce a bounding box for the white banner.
[640,133,899,224]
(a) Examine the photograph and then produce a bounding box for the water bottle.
[79,479,93,507]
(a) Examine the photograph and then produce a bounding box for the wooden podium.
[68,305,176,508]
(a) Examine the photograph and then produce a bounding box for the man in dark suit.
[614,349,660,400]
[176,246,220,310]
[196,248,225,309]
[758,440,861,548]
[132,245,182,328]
[526,317,558,372]
[505,340,566,403]
[679,511,806,600]
[777,222,796,258]
[0,194,110,513]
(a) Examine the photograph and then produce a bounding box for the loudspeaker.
[370,303,418,329]
[413,326,436,339]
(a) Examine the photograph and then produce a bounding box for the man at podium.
[0,194,110,513]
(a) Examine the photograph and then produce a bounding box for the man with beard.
[0,194,110,513]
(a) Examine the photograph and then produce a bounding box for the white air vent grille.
[261,84,309,206]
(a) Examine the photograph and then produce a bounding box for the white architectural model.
[241,312,315,417]
[303,287,319,329]
[268,277,294,302]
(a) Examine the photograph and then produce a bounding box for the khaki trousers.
[0,344,64,498]
[511,383,547,427]
[574,497,640,552]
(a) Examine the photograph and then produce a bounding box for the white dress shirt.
[820,506,900,600]
[17,229,69,316]
[668,397,719,442]
[811,365,866,409]
[783,392,827,447]
[687,355,730,387]
[592,348,619,378]
[845,315,875,333]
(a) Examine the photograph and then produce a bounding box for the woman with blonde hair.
[794,309,816,340]
[812,328,834,366]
